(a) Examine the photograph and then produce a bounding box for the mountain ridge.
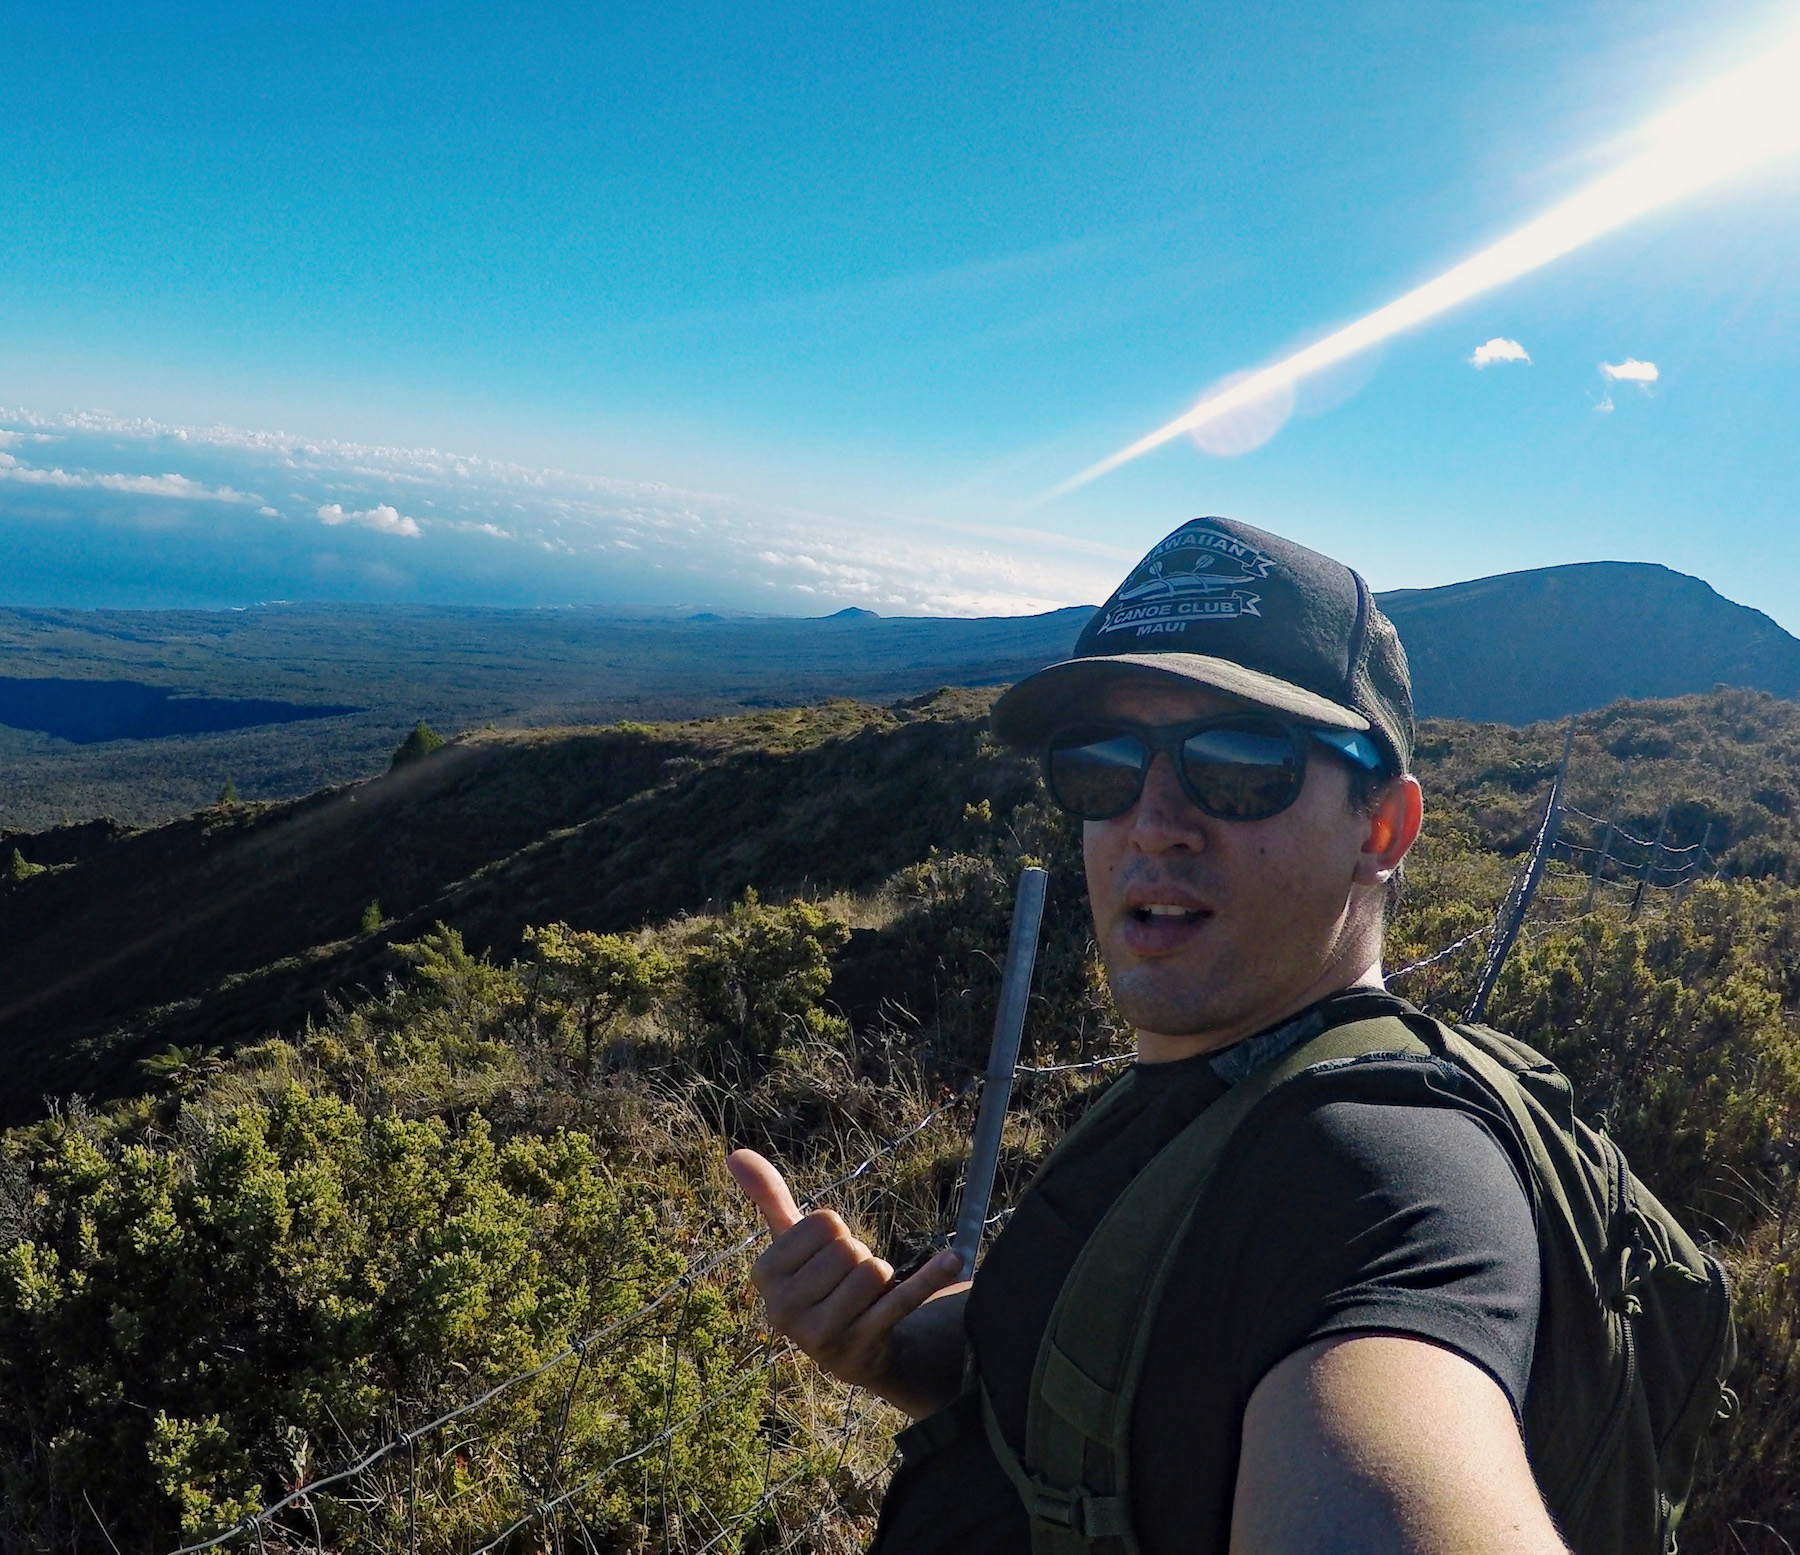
[1375,560,1800,724]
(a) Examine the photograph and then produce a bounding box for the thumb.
[726,1148,803,1236]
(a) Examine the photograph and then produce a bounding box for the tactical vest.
[976,1011,1736,1555]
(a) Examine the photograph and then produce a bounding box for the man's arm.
[727,1148,968,1419]
[1231,1334,1567,1555]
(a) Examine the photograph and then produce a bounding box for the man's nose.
[1128,753,1208,847]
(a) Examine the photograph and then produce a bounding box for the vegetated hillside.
[0,685,1796,1551]
[1377,561,1800,723]
[11,683,1800,1129]
[0,603,1092,828]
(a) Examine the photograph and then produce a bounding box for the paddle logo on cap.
[1095,521,1276,638]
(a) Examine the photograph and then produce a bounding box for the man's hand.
[727,1148,968,1419]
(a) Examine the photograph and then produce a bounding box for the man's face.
[1080,679,1384,1053]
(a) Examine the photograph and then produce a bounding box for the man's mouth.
[1131,903,1207,925]
[1121,901,1214,953]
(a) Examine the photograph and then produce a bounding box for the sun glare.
[1045,16,1800,498]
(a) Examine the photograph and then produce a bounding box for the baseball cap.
[990,516,1414,772]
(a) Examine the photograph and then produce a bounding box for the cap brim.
[990,653,1371,748]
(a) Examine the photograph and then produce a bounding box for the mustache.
[1116,857,1216,893]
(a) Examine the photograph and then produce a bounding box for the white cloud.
[1600,358,1659,384]
[317,502,423,538]
[1596,393,1615,414]
[1469,337,1530,367]
[0,456,251,502]
[1,404,1118,615]
[94,471,252,501]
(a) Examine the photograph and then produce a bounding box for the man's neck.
[1134,960,1387,1065]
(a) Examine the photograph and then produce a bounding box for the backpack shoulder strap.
[985,1013,1433,1554]
[1023,1065,1143,1188]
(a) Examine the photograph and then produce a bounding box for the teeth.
[1142,905,1196,917]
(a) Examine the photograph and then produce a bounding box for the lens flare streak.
[1047,21,1800,499]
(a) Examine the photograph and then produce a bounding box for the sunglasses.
[1043,715,1386,822]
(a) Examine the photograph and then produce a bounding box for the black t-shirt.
[871,990,1541,1555]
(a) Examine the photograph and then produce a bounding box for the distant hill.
[1376,562,1800,724]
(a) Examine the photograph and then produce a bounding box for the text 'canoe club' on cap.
[989,516,1415,773]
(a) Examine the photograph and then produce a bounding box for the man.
[728,517,1565,1553]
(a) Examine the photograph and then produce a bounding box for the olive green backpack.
[980,1011,1736,1555]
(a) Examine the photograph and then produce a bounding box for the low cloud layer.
[0,452,252,503]
[1469,337,1530,367]
[0,407,1119,614]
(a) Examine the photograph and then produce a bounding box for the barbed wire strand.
[463,1346,790,1555]
[1386,918,1494,980]
[1560,805,1706,855]
[1555,839,1705,878]
[1015,1052,1134,1076]
[161,780,1722,1555]
[160,1093,967,1555]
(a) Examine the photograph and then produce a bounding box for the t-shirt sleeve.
[1213,1099,1541,1415]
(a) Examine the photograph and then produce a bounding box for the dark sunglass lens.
[1179,725,1303,819]
[1048,734,1147,817]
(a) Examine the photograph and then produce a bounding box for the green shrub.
[682,893,851,1062]
[390,721,445,770]
[526,922,674,1073]
[0,1073,762,1547]
[0,909,918,1551]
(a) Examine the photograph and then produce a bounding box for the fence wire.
[1387,910,1504,982]
[163,1090,971,1555]
[461,1346,790,1555]
[160,776,1724,1555]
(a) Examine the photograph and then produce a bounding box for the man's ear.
[1355,774,1423,886]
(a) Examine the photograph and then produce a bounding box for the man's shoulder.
[1214,1067,1534,1218]
[1204,999,1540,1235]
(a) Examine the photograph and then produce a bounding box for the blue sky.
[3,0,1798,620]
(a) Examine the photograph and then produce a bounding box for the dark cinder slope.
[0,690,1034,1123]
[1377,562,1800,725]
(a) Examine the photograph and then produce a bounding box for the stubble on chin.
[1107,966,1257,1050]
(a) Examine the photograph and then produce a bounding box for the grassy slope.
[0,692,1037,1120]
